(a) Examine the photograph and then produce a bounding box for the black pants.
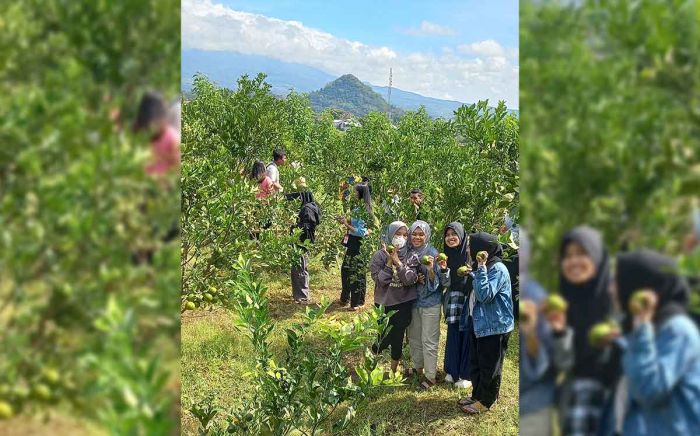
[340,252,366,307]
[468,329,511,408]
[373,300,414,361]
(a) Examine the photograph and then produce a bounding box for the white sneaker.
[444,374,454,383]
[455,379,472,389]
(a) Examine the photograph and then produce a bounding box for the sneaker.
[455,379,472,390]
[444,374,454,384]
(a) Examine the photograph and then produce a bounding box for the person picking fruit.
[338,183,374,311]
[440,222,473,389]
[553,226,621,436]
[405,220,449,390]
[607,250,700,436]
[369,221,419,376]
[458,232,514,415]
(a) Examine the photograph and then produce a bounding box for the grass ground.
[0,413,104,436]
[181,258,519,435]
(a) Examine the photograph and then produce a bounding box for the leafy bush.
[0,0,180,433]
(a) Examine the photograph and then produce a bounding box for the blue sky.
[217,0,518,56]
[183,0,519,107]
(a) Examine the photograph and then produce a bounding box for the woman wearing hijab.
[519,228,570,436]
[339,183,374,311]
[405,220,449,390]
[442,222,472,389]
[369,221,420,374]
[458,231,514,414]
[551,226,621,436]
[611,250,700,436]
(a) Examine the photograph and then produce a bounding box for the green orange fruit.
[42,368,60,385]
[185,301,196,310]
[33,383,52,401]
[543,294,568,315]
[0,401,13,420]
[476,251,488,263]
[421,255,431,265]
[588,321,620,348]
[204,293,214,302]
[629,290,654,315]
[437,253,448,262]
[457,266,470,276]
[386,245,395,254]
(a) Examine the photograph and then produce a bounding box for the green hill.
[309,74,403,119]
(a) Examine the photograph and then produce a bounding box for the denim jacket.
[471,262,514,338]
[613,315,700,436]
[412,246,449,308]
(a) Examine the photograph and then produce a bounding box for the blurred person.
[519,228,573,436]
[608,250,700,436]
[252,160,274,200]
[405,220,449,390]
[552,226,621,436]
[266,148,287,193]
[458,232,514,414]
[601,250,700,436]
[338,183,374,311]
[441,222,472,389]
[133,91,180,180]
[369,221,419,374]
[131,91,180,265]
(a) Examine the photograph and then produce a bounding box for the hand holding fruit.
[543,295,568,333]
[588,320,621,348]
[456,265,471,277]
[476,250,488,266]
[628,289,657,326]
[421,255,434,269]
[436,253,448,270]
[417,272,425,285]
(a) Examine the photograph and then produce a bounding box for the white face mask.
[392,236,406,248]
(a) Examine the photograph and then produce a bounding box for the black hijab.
[617,249,689,332]
[443,222,470,292]
[559,226,615,381]
[468,232,503,270]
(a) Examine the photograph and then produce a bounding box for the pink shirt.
[256,176,274,199]
[145,125,181,176]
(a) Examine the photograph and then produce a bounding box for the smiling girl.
[405,220,449,390]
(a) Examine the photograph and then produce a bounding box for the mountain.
[182,49,335,95]
[369,85,466,119]
[182,50,518,118]
[308,75,403,118]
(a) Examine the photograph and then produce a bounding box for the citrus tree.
[521,0,700,290]
[181,74,519,310]
[0,1,180,433]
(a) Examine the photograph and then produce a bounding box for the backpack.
[298,201,321,242]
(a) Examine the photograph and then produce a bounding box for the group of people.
[250,157,519,414]
[334,181,516,415]
[520,226,700,436]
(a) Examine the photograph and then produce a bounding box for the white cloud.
[458,40,506,58]
[404,20,458,37]
[182,0,518,108]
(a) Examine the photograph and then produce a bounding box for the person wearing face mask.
[458,232,514,415]
[369,221,420,375]
[441,222,472,389]
[549,226,621,436]
[405,220,449,390]
[605,250,700,436]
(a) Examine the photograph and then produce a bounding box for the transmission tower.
[387,68,392,121]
